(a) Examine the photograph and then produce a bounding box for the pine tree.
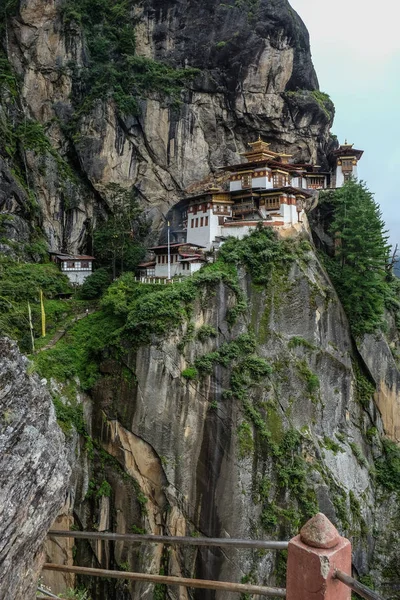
[324,180,390,335]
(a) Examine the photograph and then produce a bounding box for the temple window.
[242,174,252,188]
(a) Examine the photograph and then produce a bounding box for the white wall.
[155,259,182,278]
[64,270,92,285]
[292,176,308,189]
[230,181,242,192]
[190,263,203,274]
[252,176,273,189]
[154,257,203,278]
[221,225,255,240]
[280,203,292,223]
[335,165,345,187]
[186,209,225,250]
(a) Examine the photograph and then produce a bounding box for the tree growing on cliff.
[323,180,390,335]
[93,184,148,279]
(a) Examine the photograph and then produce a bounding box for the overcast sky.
[289,0,400,249]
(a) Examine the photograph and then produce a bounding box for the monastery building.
[138,139,363,278]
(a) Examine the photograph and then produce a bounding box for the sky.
[289,0,400,249]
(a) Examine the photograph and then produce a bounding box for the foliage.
[353,361,375,408]
[181,367,198,380]
[0,258,72,351]
[86,478,112,499]
[33,310,120,389]
[349,442,367,468]
[288,336,316,351]
[323,436,344,454]
[311,90,334,118]
[0,53,18,97]
[61,0,199,115]
[295,359,320,399]
[79,268,111,299]
[58,588,91,600]
[320,180,391,335]
[237,421,254,458]
[93,184,149,278]
[375,438,400,492]
[218,225,303,286]
[196,324,217,342]
[53,394,86,435]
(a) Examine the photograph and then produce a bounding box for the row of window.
[213,205,230,214]
[155,255,192,270]
[189,203,211,214]
[63,261,90,269]
[191,216,209,228]
[307,177,325,185]
[157,254,181,264]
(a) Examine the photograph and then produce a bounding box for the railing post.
[286,513,351,600]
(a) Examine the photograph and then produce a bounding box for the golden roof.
[241,136,292,163]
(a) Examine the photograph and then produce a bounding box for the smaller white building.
[50,253,94,285]
[141,243,205,279]
[331,142,364,188]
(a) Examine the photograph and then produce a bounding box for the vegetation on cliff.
[62,0,199,116]
[320,180,396,335]
[0,258,74,351]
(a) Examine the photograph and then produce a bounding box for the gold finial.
[258,133,262,141]
[344,139,348,145]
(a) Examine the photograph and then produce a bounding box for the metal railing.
[335,570,386,600]
[45,530,287,597]
[45,530,386,600]
[48,530,288,550]
[135,277,184,285]
[43,563,286,597]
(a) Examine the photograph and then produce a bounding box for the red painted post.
[286,513,351,600]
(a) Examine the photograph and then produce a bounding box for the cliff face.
[1,0,334,254]
[0,338,70,600]
[40,229,400,599]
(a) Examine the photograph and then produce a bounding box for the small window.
[200,217,204,227]
[195,218,199,227]
[67,261,74,268]
[162,256,165,264]
[205,216,208,226]
[81,261,89,268]
[191,219,194,228]
[242,174,252,188]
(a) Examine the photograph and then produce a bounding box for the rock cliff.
[1,0,334,254]
[0,338,70,599]
[38,228,400,599]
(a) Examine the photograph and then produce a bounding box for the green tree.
[79,267,110,299]
[323,179,390,335]
[93,184,148,279]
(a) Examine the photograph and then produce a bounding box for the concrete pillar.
[286,513,351,600]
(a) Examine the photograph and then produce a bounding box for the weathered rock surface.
[1,0,334,252]
[0,338,70,599]
[41,239,400,599]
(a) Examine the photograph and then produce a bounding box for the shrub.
[375,438,400,492]
[181,367,198,380]
[196,324,217,342]
[79,268,111,299]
